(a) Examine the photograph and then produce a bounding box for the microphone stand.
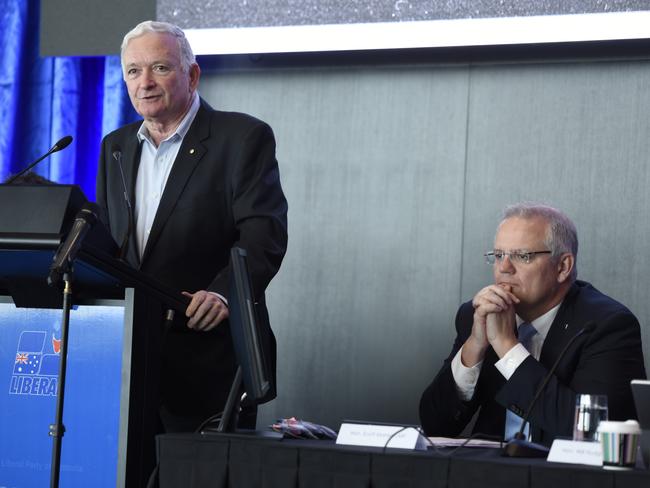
[503,323,595,458]
[48,268,74,488]
[112,149,133,261]
[5,136,72,184]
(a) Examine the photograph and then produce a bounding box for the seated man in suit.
[419,203,646,445]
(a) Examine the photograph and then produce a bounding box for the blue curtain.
[0,0,140,200]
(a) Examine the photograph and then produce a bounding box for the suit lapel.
[140,104,210,264]
[539,283,581,367]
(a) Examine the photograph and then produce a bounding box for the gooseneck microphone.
[5,135,73,184]
[47,202,100,287]
[110,144,134,261]
[504,321,596,458]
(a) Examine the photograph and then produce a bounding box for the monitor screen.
[228,247,272,405]
[40,1,650,57]
[158,1,650,55]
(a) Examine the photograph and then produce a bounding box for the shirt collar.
[516,301,562,342]
[136,92,200,145]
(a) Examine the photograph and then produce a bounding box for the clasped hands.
[461,284,520,366]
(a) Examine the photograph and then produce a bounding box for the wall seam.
[458,65,473,305]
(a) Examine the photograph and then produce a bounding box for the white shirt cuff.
[451,346,483,401]
[207,291,228,307]
[494,343,530,380]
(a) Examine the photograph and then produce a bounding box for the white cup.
[597,420,641,469]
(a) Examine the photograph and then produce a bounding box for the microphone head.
[111,143,122,161]
[77,202,100,225]
[52,135,73,152]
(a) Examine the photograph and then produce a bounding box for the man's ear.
[557,253,574,283]
[189,63,200,92]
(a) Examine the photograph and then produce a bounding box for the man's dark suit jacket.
[96,99,288,419]
[419,280,646,446]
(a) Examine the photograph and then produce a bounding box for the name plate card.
[547,439,603,466]
[336,423,427,451]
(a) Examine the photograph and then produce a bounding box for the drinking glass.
[573,394,608,442]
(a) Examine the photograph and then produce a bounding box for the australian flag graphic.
[10,330,59,396]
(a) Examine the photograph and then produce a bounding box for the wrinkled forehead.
[494,216,549,249]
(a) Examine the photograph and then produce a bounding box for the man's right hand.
[182,290,229,331]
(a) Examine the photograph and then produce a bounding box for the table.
[156,432,650,488]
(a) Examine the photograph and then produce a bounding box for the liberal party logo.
[9,330,60,396]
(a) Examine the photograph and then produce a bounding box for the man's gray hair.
[120,20,196,74]
[501,202,578,280]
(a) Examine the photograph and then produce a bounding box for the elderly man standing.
[419,203,645,446]
[96,20,287,438]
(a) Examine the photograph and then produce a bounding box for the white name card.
[547,439,603,466]
[336,423,427,451]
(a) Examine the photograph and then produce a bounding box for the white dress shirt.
[134,93,200,259]
[451,302,562,401]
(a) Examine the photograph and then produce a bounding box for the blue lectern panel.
[0,301,125,487]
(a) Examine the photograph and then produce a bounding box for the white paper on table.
[336,423,427,450]
[547,439,602,466]
[426,437,503,448]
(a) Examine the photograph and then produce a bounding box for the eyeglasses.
[484,250,552,265]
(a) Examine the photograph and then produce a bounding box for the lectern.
[0,185,187,487]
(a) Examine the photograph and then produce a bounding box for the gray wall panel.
[197,58,650,431]
[40,0,156,56]
[463,61,650,375]
[201,67,469,427]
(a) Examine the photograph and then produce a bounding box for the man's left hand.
[485,310,518,358]
[182,290,229,331]
[484,284,518,358]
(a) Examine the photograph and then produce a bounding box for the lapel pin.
[564,323,569,330]
[189,148,195,154]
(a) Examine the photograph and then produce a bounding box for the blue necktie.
[504,322,538,440]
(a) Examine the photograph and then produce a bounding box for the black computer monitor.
[631,379,650,469]
[216,247,273,432]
